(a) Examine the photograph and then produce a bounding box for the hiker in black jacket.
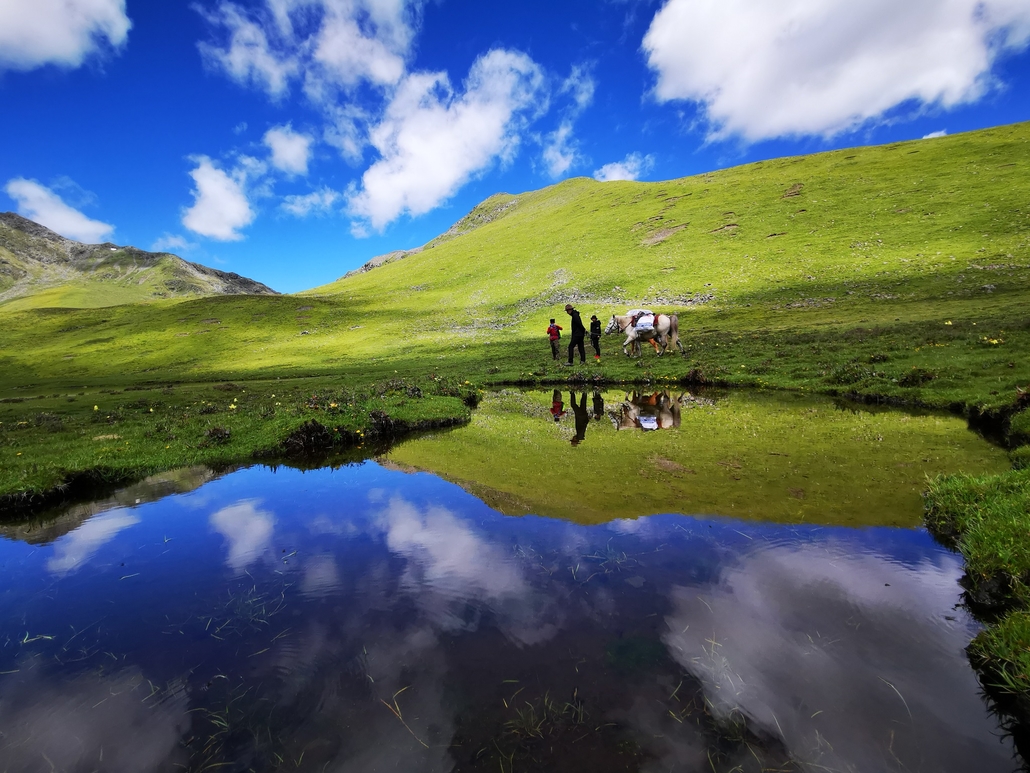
[589,315,602,361]
[564,304,586,365]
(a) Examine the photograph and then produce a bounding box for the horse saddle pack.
[634,314,655,330]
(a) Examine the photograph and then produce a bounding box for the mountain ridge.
[0,212,277,309]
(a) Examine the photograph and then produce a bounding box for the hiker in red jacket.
[546,318,562,360]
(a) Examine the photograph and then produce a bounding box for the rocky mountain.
[0,212,277,308]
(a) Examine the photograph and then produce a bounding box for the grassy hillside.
[0,122,1026,411]
[0,212,277,309]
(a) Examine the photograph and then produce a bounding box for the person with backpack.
[546,318,563,360]
[564,304,586,365]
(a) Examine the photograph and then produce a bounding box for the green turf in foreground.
[925,465,1030,740]
[0,375,476,513]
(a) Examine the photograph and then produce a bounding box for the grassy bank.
[0,374,477,517]
[924,460,1030,755]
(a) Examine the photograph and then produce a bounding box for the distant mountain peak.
[0,212,278,308]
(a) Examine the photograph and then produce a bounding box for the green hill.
[0,212,278,310]
[0,122,1027,413]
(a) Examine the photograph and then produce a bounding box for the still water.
[0,390,1019,772]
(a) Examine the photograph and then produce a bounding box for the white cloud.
[0,0,130,71]
[282,187,341,217]
[923,129,949,139]
[4,178,115,242]
[542,123,578,178]
[561,63,596,113]
[541,64,595,178]
[263,124,313,175]
[150,233,195,252]
[593,152,655,181]
[209,499,275,571]
[642,0,1030,141]
[181,156,256,241]
[197,2,297,98]
[323,103,368,161]
[46,510,139,574]
[310,3,409,88]
[349,49,546,230]
[198,0,421,103]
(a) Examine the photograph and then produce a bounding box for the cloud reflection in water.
[209,499,275,571]
[46,510,139,574]
[662,539,1001,772]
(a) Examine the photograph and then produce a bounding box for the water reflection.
[570,392,590,445]
[209,499,275,571]
[610,390,716,431]
[390,389,1009,525]
[0,462,1015,772]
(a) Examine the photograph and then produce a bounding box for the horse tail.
[668,314,683,352]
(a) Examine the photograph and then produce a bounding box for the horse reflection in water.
[609,391,694,431]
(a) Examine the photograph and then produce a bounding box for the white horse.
[604,311,684,357]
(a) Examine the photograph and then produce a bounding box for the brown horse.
[604,312,684,357]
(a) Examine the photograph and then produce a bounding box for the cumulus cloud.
[541,64,595,178]
[181,156,256,240]
[923,129,949,139]
[4,178,115,242]
[0,0,130,71]
[349,49,546,230]
[592,152,655,182]
[323,103,369,161]
[642,0,1030,141]
[198,0,421,103]
[263,124,313,175]
[282,187,341,217]
[150,233,196,252]
[209,499,275,571]
[542,123,578,178]
[46,510,139,574]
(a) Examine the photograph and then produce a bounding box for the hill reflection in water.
[387,388,1010,526]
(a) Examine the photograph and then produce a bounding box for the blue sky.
[2,0,1029,293]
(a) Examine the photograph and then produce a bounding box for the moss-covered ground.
[0,375,476,516]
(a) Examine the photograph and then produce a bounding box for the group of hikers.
[547,303,666,363]
[547,303,602,365]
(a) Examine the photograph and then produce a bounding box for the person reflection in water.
[570,392,589,445]
[550,389,566,423]
[592,391,604,421]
